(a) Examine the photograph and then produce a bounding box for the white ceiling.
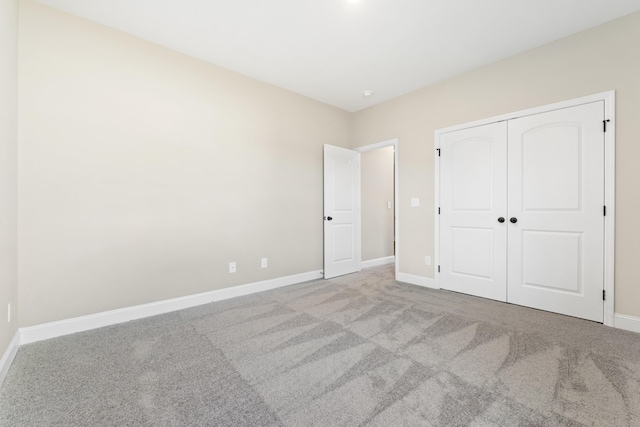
[36,0,640,112]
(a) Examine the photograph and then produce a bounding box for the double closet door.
[439,102,605,322]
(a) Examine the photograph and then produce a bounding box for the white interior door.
[439,122,508,301]
[507,102,604,322]
[323,144,361,279]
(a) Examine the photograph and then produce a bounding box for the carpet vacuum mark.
[2,265,640,426]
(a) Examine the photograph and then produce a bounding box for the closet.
[437,100,607,322]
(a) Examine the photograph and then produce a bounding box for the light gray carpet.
[2,265,640,426]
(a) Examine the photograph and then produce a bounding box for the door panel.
[323,144,361,279]
[332,224,355,262]
[451,227,494,279]
[440,122,508,301]
[507,102,604,322]
[521,231,582,293]
[451,138,494,211]
[521,125,582,211]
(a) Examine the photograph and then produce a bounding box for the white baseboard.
[20,269,323,345]
[361,256,395,269]
[613,313,640,334]
[396,272,438,289]
[0,331,20,386]
[13,268,639,375]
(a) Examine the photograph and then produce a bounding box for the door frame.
[434,91,615,326]
[355,138,399,281]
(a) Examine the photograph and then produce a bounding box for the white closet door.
[439,122,508,301]
[507,102,604,322]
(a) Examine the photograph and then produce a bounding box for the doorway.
[356,139,399,277]
[323,139,399,280]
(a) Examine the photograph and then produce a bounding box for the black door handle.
[326,216,333,221]
[510,217,518,223]
[498,217,505,223]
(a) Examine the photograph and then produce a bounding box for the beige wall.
[361,147,394,261]
[351,11,640,318]
[11,1,640,333]
[0,0,19,355]
[18,0,351,326]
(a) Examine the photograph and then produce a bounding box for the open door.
[323,144,361,279]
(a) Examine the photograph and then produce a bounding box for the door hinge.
[603,290,606,301]
[603,206,606,216]
[438,207,441,215]
[436,148,441,157]
[603,119,610,132]
[438,265,440,273]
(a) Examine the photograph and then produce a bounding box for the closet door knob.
[510,217,518,223]
[498,217,505,223]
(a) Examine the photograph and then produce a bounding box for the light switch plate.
[411,197,420,207]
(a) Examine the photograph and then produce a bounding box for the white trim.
[355,139,399,281]
[20,270,323,345]
[394,142,399,281]
[397,272,438,289]
[613,313,640,334]
[434,91,615,326]
[361,256,395,269]
[603,91,616,327]
[355,138,397,153]
[434,136,441,286]
[0,331,20,386]
[435,91,616,135]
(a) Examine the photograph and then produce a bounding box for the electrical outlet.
[7,303,11,323]
[229,262,236,273]
[261,258,268,268]
[425,256,431,266]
